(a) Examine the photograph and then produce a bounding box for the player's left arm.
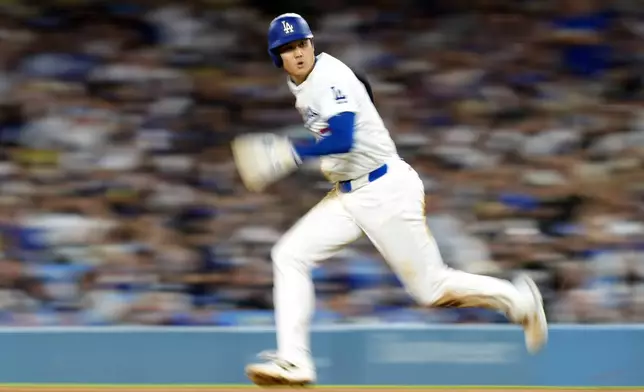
[293,112,355,158]
[293,80,359,159]
[231,78,359,192]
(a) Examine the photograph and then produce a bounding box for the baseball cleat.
[246,351,316,387]
[514,273,548,354]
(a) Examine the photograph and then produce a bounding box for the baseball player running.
[232,13,548,387]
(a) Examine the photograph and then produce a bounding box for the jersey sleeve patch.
[319,82,358,119]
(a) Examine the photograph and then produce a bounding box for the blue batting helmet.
[267,13,313,68]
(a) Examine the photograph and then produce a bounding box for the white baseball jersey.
[287,52,398,182]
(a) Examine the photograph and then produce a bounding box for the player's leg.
[246,192,363,386]
[342,159,547,353]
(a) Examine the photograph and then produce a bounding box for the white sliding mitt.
[231,133,301,192]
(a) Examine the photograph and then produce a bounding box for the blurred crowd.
[0,0,644,326]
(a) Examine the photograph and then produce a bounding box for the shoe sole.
[520,274,548,354]
[246,367,314,388]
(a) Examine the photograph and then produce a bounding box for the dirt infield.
[0,387,641,392]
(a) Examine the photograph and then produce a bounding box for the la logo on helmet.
[282,21,294,34]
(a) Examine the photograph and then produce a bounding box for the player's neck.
[288,69,312,85]
[289,74,308,85]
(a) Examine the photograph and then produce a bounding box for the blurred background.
[0,0,643,327]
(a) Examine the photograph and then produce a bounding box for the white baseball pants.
[271,158,529,368]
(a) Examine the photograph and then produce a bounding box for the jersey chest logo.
[298,107,329,136]
[302,107,319,128]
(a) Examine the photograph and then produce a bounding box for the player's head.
[267,13,315,82]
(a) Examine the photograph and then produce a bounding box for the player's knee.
[416,272,473,308]
[413,287,443,307]
[405,274,446,307]
[270,240,287,266]
[271,241,309,273]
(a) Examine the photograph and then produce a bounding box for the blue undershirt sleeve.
[293,112,356,159]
